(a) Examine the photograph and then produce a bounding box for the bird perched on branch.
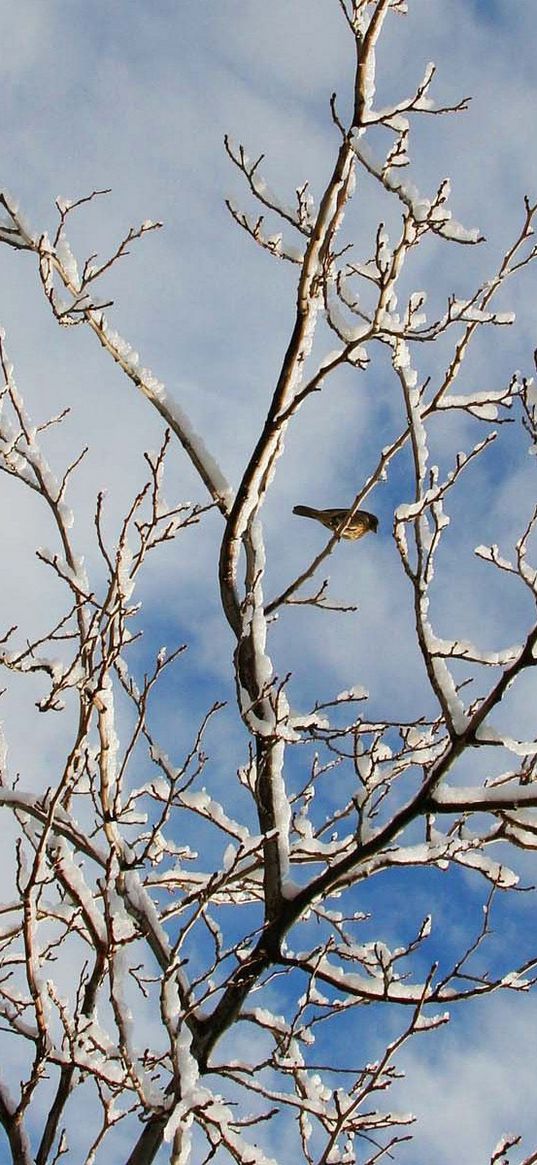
[293,504,378,540]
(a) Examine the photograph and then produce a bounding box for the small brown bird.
[293,505,378,540]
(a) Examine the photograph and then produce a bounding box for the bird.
[293,504,378,540]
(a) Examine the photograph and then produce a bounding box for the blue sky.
[1,2,537,1163]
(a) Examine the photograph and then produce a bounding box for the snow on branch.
[351,139,482,244]
[0,189,234,516]
[224,135,314,237]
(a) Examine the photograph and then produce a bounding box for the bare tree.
[1,2,537,1163]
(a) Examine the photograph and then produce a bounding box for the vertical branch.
[218,5,387,931]
[0,1086,33,1165]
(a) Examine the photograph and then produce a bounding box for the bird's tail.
[293,505,320,520]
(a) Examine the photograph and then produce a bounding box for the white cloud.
[395,994,537,1165]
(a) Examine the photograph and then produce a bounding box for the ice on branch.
[435,784,537,808]
[225,201,305,263]
[415,64,436,109]
[55,233,80,286]
[439,388,512,420]
[450,299,515,326]
[289,710,330,731]
[336,685,369,702]
[224,134,312,236]
[423,630,469,733]
[455,850,519,888]
[475,725,537,756]
[0,189,36,248]
[361,45,376,120]
[441,219,481,243]
[313,952,435,1004]
[324,287,369,347]
[368,61,437,126]
[351,138,481,242]
[475,544,515,571]
[181,789,252,842]
[426,632,522,668]
[414,1012,450,1031]
[393,339,418,386]
[98,319,142,372]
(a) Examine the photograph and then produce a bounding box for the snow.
[156,389,234,504]
[89,314,235,509]
[53,840,106,943]
[253,1007,287,1032]
[122,869,172,959]
[280,876,303,899]
[361,46,376,119]
[435,783,537,808]
[350,135,481,243]
[426,632,521,668]
[324,287,368,344]
[289,710,330,731]
[440,394,499,420]
[450,300,515,325]
[393,338,413,375]
[414,1011,449,1030]
[270,738,292,879]
[223,843,236,871]
[314,953,434,1003]
[429,654,468,734]
[455,850,519,888]
[336,685,368,702]
[56,233,80,286]
[441,219,481,243]
[319,346,346,369]
[475,726,537,755]
[475,543,514,571]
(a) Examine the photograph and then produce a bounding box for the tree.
[0,1,536,1162]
